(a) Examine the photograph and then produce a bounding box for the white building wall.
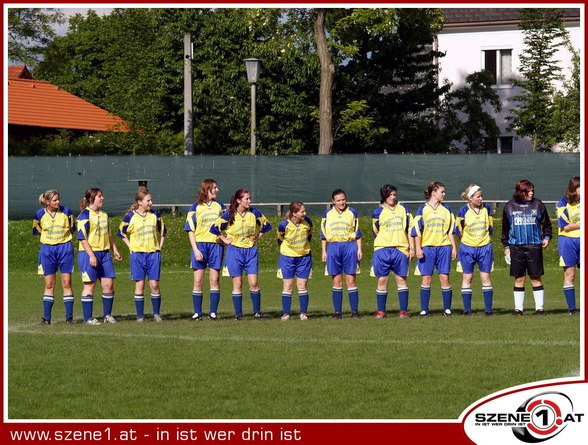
[437,22,582,153]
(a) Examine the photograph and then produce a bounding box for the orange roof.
[8,67,130,132]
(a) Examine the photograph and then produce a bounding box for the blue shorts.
[558,236,580,268]
[130,251,161,281]
[38,243,74,275]
[224,245,258,277]
[416,245,452,276]
[78,250,116,282]
[372,247,409,277]
[279,253,313,279]
[326,241,358,276]
[191,242,224,270]
[458,243,494,274]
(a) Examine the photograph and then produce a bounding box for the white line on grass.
[8,324,579,348]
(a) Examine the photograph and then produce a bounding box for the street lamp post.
[244,58,260,156]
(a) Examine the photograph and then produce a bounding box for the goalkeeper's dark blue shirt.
[501,198,552,246]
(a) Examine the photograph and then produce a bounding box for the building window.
[498,136,513,153]
[482,49,512,86]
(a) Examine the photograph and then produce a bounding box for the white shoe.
[154,314,163,322]
[444,309,453,317]
[281,314,290,321]
[299,312,308,321]
[104,315,117,324]
[85,317,101,325]
[136,317,144,323]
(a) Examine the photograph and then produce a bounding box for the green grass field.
[7,213,581,420]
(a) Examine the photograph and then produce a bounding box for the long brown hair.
[564,176,580,203]
[228,189,249,225]
[197,179,217,204]
[80,188,102,211]
[126,190,150,214]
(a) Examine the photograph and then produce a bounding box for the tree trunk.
[314,9,334,155]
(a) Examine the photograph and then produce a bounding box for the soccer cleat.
[280,314,290,321]
[418,310,430,318]
[136,317,145,323]
[103,315,117,324]
[399,311,409,319]
[299,312,308,321]
[443,309,452,317]
[534,309,546,316]
[254,312,265,320]
[191,313,203,321]
[484,311,493,317]
[39,317,51,325]
[512,309,523,316]
[351,310,361,319]
[332,312,342,319]
[208,312,219,321]
[154,314,163,322]
[463,311,472,317]
[234,315,243,321]
[374,311,386,319]
[569,309,578,316]
[85,318,101,325]
[65,317,74,325]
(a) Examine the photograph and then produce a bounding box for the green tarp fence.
[7,153,580,219]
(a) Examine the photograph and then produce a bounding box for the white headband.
[467,185,481,198]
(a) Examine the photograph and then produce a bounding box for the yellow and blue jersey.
[117,210,166,253]
[210,208,272,248]
[320,207,361,242]
[77,208,111,251]
[372,204,413,254]
[557,198,580,238]
[33,206,75,245]
[455,203,493,247]
[184,200,226,243]
[411,203,455,247]
[277,216,313,257]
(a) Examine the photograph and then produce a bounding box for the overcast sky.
[56,7,113,35]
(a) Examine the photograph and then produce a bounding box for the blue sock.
[192,290,203,315]
[232,292,243,317]
[250,289,261,314]
[376,289,387,312]
[332,287,343,313]
[442,286,452,311]
[420,286,431,312]
[63,295,74,320]
[398,287,409,312]
[102,293,114,317]
[461,288,472,312]
[43,295,54,320]
[134,294,145,318]
[348,287,359,311]
[151,293,161,315]
[282,291,292,315]
[482,286,494,312]
[210,289,220,314]
[564,285,576,310]
[299,290,309,313]
[81,295,94,321]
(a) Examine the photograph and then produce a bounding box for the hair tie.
[467,185,481,198]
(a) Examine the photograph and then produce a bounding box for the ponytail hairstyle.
[423,181,445,200]
[564,176,580,203]
[228,189,249,225]
[379,184,397,204]
[80,188,102,211]
[126,190,150,214]
[513,179,534,202]
[197,179,218,204]
[285,201,305,220]
[460,184,482,200]
[39,189,59,207]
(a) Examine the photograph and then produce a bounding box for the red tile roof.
[8,66,129,132]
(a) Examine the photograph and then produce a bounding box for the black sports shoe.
[535,309,546,316]
[484,311,493,317]
[254,312,265,320]
[39,317,51,325]
[332,312,342,319]
[234,315,243,321]
[418,310,430,318]
[463,311,472,316]
[512,309,524,316]
[190,313,203,321]
[208,313,219,321]
[65,317,74,325]
[351,310,361,319]
[569,309,579,316]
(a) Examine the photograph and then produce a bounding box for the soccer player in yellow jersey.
[184,179,226,321]
[455,184,494,316]
[321,189,362,319]
[557,177,580,315]
[371,184,414,319]
[118,191,167,322]
[411,181,457,317]
[33,189,76,325]
[77,188,122,325]
[277,201,313,320]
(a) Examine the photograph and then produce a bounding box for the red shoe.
[399,311,409,319]
[374,311,386,319]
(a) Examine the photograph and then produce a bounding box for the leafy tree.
[440,70,502,152]
[506,8,569,151]
[551,44,580,151]
[8,8,64,67]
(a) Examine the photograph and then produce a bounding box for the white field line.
[8,324,579,348]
